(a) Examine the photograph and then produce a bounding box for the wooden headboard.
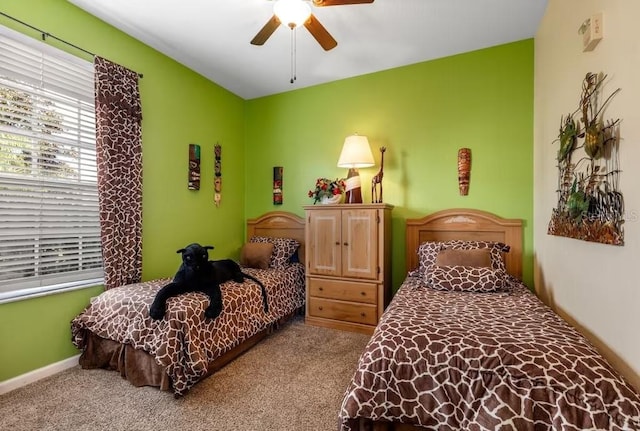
[406,208,523,278]
[246,211,306,263]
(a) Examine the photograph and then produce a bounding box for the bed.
[71,211,306,397]
[339,208,640,430]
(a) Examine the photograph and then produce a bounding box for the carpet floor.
[0,317,371,431]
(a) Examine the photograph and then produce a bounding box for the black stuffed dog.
[149,243,269,320]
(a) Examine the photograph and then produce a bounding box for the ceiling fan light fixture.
[274,0,312,28]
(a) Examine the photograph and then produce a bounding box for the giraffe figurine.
[371,147,386,203]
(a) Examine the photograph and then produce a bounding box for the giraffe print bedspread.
[339,275,640,430]
[71,264,305,396]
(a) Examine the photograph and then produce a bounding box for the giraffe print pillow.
[427,265,508,292]
[408,241,443,277]
[249,236,300,269]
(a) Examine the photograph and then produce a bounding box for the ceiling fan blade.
[250,15,281,45]
[312,0,374,6]
[304,14,337,51]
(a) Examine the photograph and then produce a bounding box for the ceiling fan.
[250,0,375,51]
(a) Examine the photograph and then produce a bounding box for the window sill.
[0,278,104,305]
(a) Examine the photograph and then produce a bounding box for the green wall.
[245,40,534,290]
[0,286,103,380]
[0,0,245,381]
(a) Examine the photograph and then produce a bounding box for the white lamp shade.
[273,0,311,28]
[337,134,375,168]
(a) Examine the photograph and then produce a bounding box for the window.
[0,26,102,302]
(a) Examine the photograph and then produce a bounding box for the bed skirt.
[77,308,302,397]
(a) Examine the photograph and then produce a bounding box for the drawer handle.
[343,242,349,246]
[335,241,340,245]
[360,312,366,317]
[318,286,323,291]
[318,306,323,311]
[360,291,366,296]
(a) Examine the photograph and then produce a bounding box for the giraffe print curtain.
[94,57,143,290]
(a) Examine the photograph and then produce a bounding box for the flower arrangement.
[308,177,346,204]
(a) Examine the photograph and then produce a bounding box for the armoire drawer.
[308,278,377,304]
[308,297,377,325]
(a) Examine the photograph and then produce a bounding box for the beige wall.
[534,0,640,390]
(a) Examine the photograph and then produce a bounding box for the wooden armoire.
[304,203,393,334]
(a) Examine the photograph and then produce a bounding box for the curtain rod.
[0,11,143,78]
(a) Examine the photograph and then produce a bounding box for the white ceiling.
[67,0,547,100]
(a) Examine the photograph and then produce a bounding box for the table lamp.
[337,133,375,204]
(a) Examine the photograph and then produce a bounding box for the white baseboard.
[0,354,80,396]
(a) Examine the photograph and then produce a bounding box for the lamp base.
[344,168,363,204]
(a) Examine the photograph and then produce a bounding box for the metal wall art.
[547,72,623,245]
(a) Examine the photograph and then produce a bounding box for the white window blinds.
[0,26,103,301]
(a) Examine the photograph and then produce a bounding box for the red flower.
[308,177,346,204]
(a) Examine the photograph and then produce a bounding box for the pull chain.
[289,27,297,84]
[293,27,297,83]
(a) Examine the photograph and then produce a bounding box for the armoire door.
[341,209,378,280]
[307,209,341,276]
